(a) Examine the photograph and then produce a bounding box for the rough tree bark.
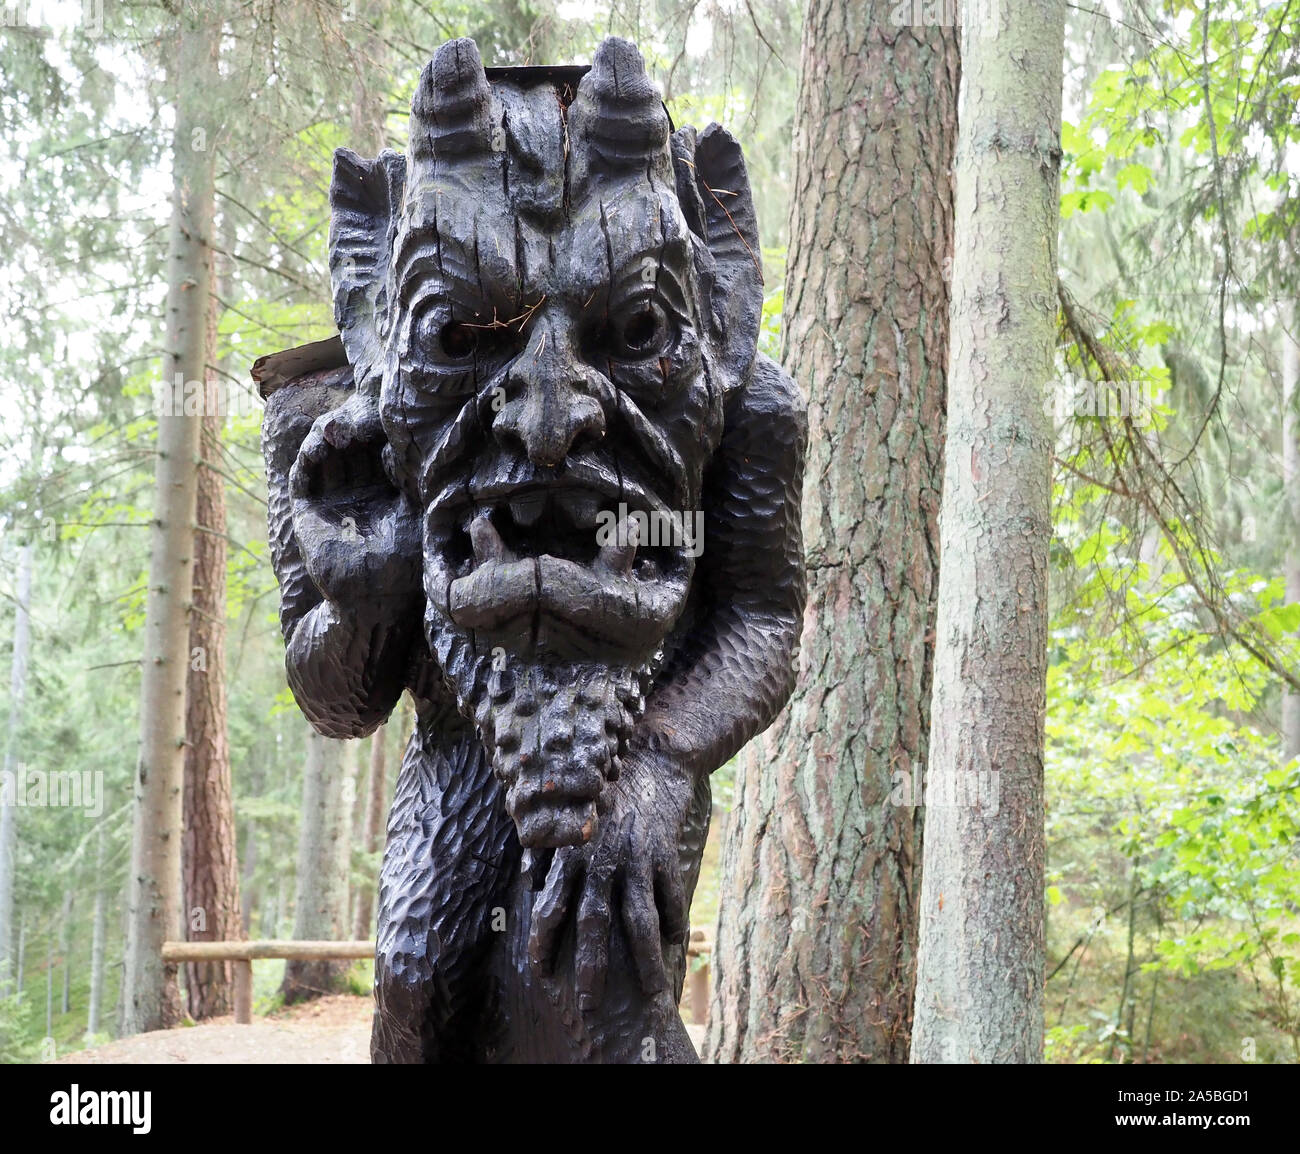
[181,244,242,1020]
[0,541,33,993]
[122,7,218,1035]
[910,0,1065,1065]
[707,0,957,1063]
[281,728,350,1002]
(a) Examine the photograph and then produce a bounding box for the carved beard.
[459,642,645,848]
[421,484,682,848]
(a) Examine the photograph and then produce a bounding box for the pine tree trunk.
[707,0,958,1063]
[181,256,242,1020]
[122,8,218,1035]
[1282,303,1300,761]
[281,728,350,1002]
[910,0,1065,1065]
[86,825,107,1040]
[0,541,33,993]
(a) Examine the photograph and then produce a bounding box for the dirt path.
[55,995,372,1065]
[54,994,706,1063]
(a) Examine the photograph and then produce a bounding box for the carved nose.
[493,349,605,467]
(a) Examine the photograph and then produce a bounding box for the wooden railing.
[162,940,373,1024]
[164,932,715,1027]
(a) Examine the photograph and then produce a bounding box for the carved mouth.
[424,464,692,661]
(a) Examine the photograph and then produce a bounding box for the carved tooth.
[597,513,638,574]
[470,508,510,563]
[554,489,601,528]
[508,491,547,528]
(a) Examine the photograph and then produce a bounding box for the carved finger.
[528,847,581,972]
[289,420,332,500]
[290,398,387,501]
[620,826,667,997]
[653,847,689,947]
[575,816,624,1011]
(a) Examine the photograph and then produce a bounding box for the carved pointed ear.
[329,147,406,395]
[692,124,763,393]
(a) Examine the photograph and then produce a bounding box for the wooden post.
[233,960,252,1025]
[687,930,711,1026]
[689,960,709,1025]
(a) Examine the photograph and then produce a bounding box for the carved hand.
[527,749,694,1011]
[288,394,422,612]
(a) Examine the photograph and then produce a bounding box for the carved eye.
[439,322,478,360]
[610,301,670,360]
[410,302,480,365]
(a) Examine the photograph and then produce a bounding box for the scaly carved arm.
[262,367,424,739]
[639,352,808,778]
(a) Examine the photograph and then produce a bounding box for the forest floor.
[54,995,372,1064]
[52,994,707,1063]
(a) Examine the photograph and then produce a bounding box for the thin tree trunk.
[911,0,1065,1065]
[86,824,107,1040]
[353,724,387,939]
[1111,859,1140,1062]
[0,541,33,993]
[240,815,259,936]
[269,870,288,939]
[122,8,218,1035]
[281,728,350,1002]
[336,739,360,942]
[348,2,387,155]
[45,935,54,1038]
[708,0,957,1063]
[1282,302,1300,761]
[181,235,242,1020]
[57,887,73,1016]
[16,913,26,1000]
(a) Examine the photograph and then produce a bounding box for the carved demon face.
[329,37,763,848]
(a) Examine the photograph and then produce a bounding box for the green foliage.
[0,995,41,1064]
[1047,468,1300,1060]
[343,960,373,998]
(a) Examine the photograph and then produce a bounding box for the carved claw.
[527,764,690,1014]
[469,508,513,564]
[596,513,639,575]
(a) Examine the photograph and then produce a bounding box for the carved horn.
[569,37,671,183]
[409,37,494,164]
